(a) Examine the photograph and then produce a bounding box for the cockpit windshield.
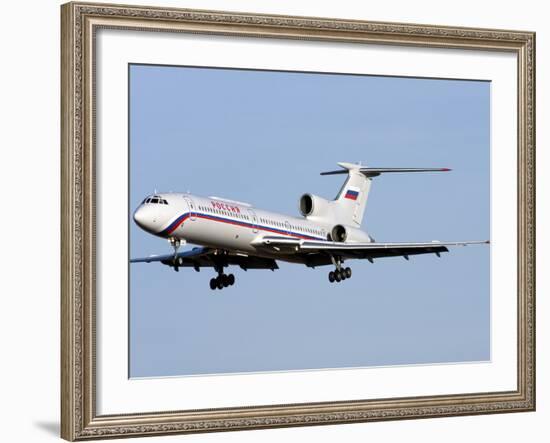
[142,195,168,205]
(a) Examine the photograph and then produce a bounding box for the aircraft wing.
[131,247,278,270]
[252,236,488,266]
[130,247,209,264]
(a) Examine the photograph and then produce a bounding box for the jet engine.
[331,224,372,243]
[331,224,347,242]
[299,193,331,218]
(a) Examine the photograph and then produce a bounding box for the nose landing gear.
[168,238,184,272]
[168,237,182,254]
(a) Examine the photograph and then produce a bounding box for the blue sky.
[129,64,490,377]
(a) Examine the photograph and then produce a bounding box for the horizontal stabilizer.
[321,165,451,177]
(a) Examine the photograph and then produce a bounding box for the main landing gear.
[328,255,352,283]
[328,267,352,283]
[209,264,235,291]
[209,273,235,290]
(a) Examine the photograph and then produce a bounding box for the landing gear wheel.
[209,278,217,290]
[334,270,342,282]
[217,278,224,290]
[221,274,229,287]
[328,271,335,283]
[345,267,352,279]
[228,274,235,286]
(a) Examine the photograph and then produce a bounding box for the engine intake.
[331,224,347,242]
[299,193,331,218]
[299,194,313,216]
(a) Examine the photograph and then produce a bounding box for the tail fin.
[321,162,451,227]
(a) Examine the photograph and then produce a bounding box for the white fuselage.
[133,193,369,260]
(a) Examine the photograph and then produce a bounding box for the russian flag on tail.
[344,186,360,201]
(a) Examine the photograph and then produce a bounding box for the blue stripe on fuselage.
[157,211,325,241]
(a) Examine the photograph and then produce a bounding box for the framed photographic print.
[61,1,535,440]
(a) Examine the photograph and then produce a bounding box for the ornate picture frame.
[61,2,535,440]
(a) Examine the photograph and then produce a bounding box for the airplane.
[131,162,489,290]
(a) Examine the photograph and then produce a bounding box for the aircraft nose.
[133,200,166,234]
[133,206,148,229]
[133,204,158,232]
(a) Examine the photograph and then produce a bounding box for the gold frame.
[61,2,536,440]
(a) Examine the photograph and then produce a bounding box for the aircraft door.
[247,209,258,233]
[184,196,196,221]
